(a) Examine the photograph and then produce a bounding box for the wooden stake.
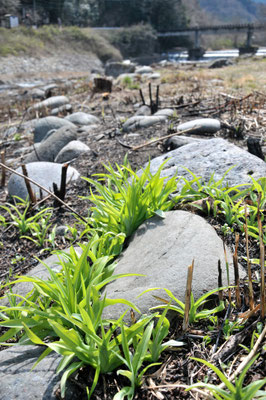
[244,205,255,310]
[139,88,145,105]
[233,233,241,309]
[183,260,194,332]
[53,163,69,207]
[21,164,36,204]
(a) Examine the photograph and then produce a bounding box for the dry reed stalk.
[183,260,194,332]
[257,194,265,319]
[0,151,5,187]
[21,164,36,204]
[244,205,255,310]
[223,244,231,304]
[218,260,223,302]
[233,233,241,309]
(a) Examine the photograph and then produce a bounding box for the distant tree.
[62,0,100,26]
[44,0,65,23]
[97,0,187,30]
[148,0,187,31]
[0,0,20,16]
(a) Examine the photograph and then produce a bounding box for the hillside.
[198,0,259,23]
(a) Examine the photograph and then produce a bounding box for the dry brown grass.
[159,57,266,94]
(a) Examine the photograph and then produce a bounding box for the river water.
[168,47,266,62]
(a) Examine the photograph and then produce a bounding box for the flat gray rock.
[148,72,161,80]
[104,211,244,321]
[147,138,266,188]
[0,345,77,400]
[31,117,76,143]
[25,126,78,163]
[8,162,80,200]
[50,104,72,116]
[134,105,151,116]
[65,112,100,126]
[135,66,153,74]
[29,95,69,112]
[176,118,221,135]
[122,115,167,132]
[55,140,90,163]
[0,345,61,400]
[154,108,175,117]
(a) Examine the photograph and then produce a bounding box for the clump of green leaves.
[0,234,172,399]
[143,287,225,324]
[174,169,265,244]
[0,196,52,236]
[82,157,179,240]
[122,75,140,90]
[187,355,266,400]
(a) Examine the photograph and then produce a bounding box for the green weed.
[187,355,266,400]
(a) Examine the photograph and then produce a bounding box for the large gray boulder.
[148,138,266,188]
[105,61,135,77]
[24,126,78,163]
[30,117,76,143]
[8,162,80,200]
[104,211,244,321]
[65,112,100,126]
[0,346,76,400]
[55,140,91,163]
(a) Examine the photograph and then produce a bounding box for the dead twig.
[117,125,200,151]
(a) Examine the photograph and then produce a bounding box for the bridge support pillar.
[188,47,205,60]
[238,26,258,56]
[238,46,258,56]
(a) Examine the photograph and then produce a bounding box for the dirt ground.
[0,55,265,399]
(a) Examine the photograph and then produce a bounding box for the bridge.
[157,23,266,60]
